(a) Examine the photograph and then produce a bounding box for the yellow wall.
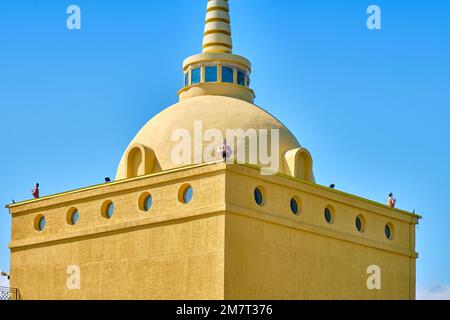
[225,214,414,299]
[8,162,418,300]
[9,163,227,300]
[11,215,225,300]
[224,165,417,299]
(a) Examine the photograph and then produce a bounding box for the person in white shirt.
[388,193,397,208]
[217,139,232,162]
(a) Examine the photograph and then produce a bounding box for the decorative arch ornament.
[283,148,315,183]
[125,144,156,179]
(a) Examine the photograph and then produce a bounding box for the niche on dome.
[125,144,156,179]
[283,148,315,183]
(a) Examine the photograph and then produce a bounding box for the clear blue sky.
[1,0,449,298]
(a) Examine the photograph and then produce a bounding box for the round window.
[179,184,193,204]
[324,207,334,224]
[106,203,115,218]
[290,198,299,215]
[144,195,153,211]
[102,201,115,219]
[67,208,79,225]
[385,223,393,240]
[356,215,365,233]
[254,187,264,206]
[35,215,46,232]
[139,193,153,212]
[184,187,193,203]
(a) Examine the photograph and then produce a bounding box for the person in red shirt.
[32,183,40,199]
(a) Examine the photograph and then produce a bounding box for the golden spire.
[202,0,233,53]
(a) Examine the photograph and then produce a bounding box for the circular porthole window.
[179,184,193,204]
[67,208,79,225]
[324,206,334,224]
[139,193,153,212]
[35,215,46,232]
[290,197,301,216]
[254,187,264,206]
[102,201,115,219]
[144,195,153,211]
[385,223,394,240]
[355,215,365,233]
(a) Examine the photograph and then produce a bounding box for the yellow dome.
[115,95,307,180]
[116,1,315,183]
